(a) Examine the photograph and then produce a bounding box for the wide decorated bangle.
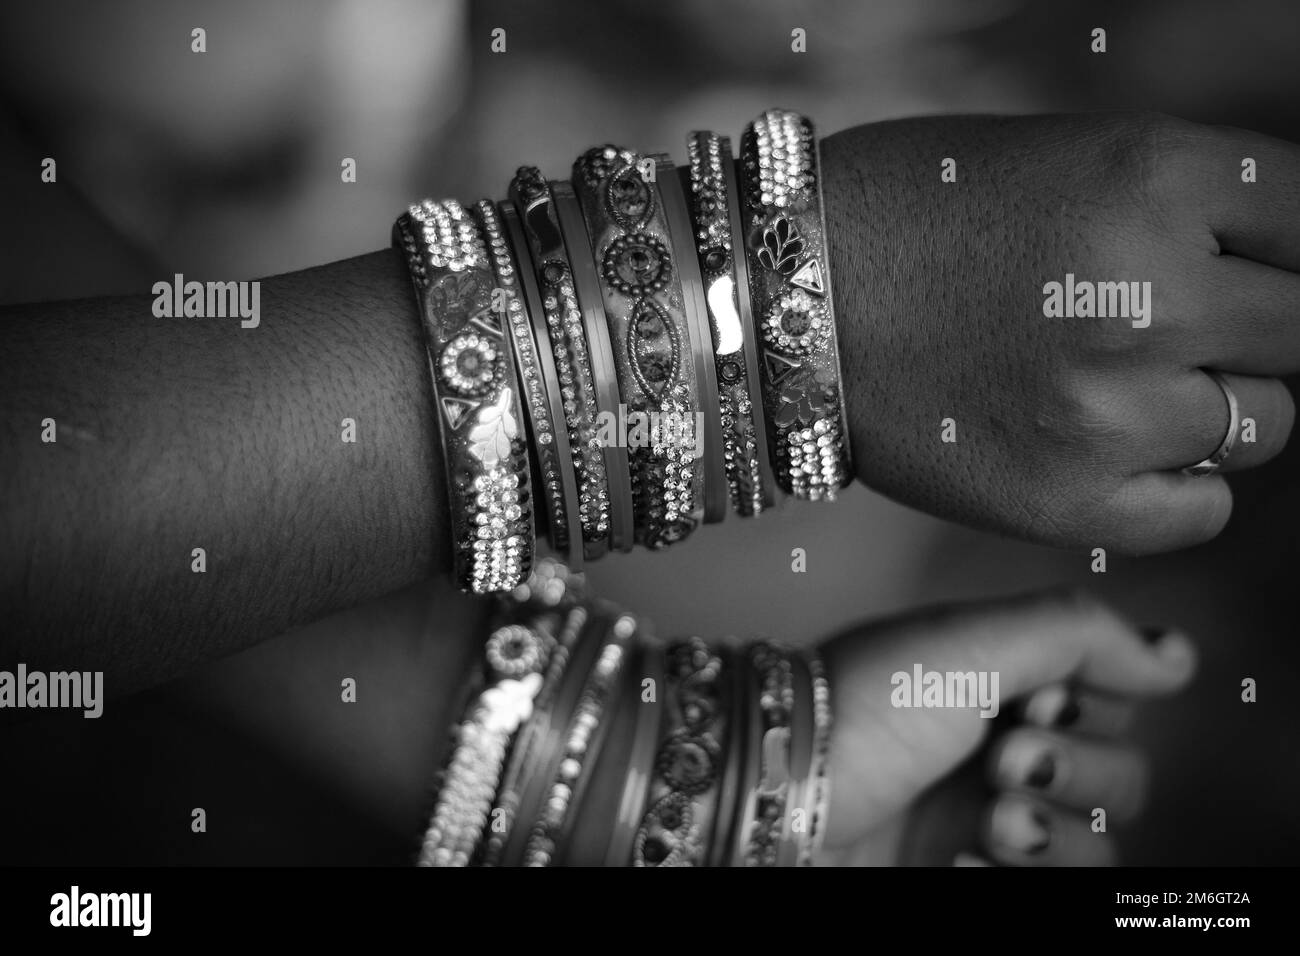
[740,110,853,501]
[393,198,535,593]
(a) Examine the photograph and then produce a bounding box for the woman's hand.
[819,588,1196,865]
[826,111,1299,553]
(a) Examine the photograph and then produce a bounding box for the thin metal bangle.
[740,110,854,500]
[392,199,534,593]
[707,642,748,867]
[508,168,613,560]
[497,201,584,569]
[570,145,706,549]
[603,638,667,866]
[777,652,814,868]
[552,182,636,554]
[657,155,727,524]
[523,609,638,866]
[687,131,775,516]
[729,644,765,866]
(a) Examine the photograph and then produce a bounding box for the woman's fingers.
[988,728,1149,822]
[1194,256,1300,376]
[982,793,1116,866]
[1104,470,1232,553]
[1021,683,1135,738]
[1194,125,1300,274]
[959,590,1199,702]
[1138,368,1293,474]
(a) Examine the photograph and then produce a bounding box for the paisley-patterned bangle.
[508,167,625,560]
[687,131,775,517]
[393,198,535,593]
[734,641,795,867]
[571,145,712,548]
[632,637,731,867]
[801,652,832,866]
[740,110,853,501]
[522,611,638,866]
[496,201,584,568]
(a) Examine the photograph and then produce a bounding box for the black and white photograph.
[0,0,1294,937]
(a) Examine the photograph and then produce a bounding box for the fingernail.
[953,852,992,867]
[993,797,1052,854]
[1143,627,1193,665]
[1025,751,1057,789]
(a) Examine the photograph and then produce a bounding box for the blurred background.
[0,0,1296,864]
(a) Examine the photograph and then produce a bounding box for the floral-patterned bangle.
[495,201,584,568]
[393,198,535,593]
[522,610,638,866]
[571,145,712,549]
[477,601,589,867]
[509,167,624,560]
[416,618,554,867]
[687,131,775,517]
[632,637,731,867]
[740,110,853,501]
[733,641,795,867]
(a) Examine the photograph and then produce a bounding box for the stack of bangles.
[416,556,832,867]
[400,111,843,866]
[393,110,853,593]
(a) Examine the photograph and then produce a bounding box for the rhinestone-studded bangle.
[734,642,795,867]
[687,132,774,517]
[508,167,626,560]
[658,156,728,524]
[496,201,584,568]
[740,110,853,501]
[800,652,832,866]
[571,145,712,549]
[632,637,731,867]
[393,199,535,593]
[416,618,554,867]
[522,611,638,866]
[551,181,637,554]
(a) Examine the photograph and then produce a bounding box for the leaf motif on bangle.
[468,388,518,466]
[627,299,681,400]
[774,385,826,429]
[757,216,804,275]
[605,163,655,231]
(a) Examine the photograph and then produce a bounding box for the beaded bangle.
[740,110,853,501]
[393,199,535,592]
[416,617,555,866]
[478,601,589,866]
[523,610,639,866]
[687,132,774,517]
[776,652,814,868]
[571,145,708,549]
[801,651,832,866]
[632,637,730,867]
[603,638,666,866]
[496,201,584,569]
[734,642,795,867]
[508,168,623,560]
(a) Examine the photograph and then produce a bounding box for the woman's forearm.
[1,248,444,688]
